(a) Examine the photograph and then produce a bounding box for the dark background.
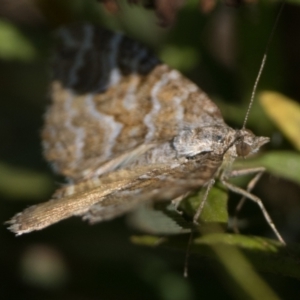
[1,0,300,299]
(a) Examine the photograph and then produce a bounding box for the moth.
[7,24,285,243]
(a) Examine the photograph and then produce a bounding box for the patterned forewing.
[43,24,225,181]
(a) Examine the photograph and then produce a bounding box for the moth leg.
[229,167,265,234]
[220,174,286,245]
[172,192,190,214]
[193,179,215,224]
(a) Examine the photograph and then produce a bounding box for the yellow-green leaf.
[260,91,300,151]
[0,20,37,61]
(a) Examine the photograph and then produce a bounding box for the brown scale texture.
[44,25,226,181]
[7,24,275,237]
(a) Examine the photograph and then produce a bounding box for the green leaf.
[127,202,193,235]
[132,233,300,280]
[0,162,53,200]
[128,185,228,235]
[0,20,37,61]
[234,151,300,185]
[180,185,228,225]
[160,45,199,71]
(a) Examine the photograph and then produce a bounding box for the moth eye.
[236,142,251,157]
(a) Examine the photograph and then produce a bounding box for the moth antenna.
[242,1,286,129]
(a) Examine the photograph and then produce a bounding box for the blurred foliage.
[260,91,300,150]
[0,20,37,61]
[132,233,300,279]
[0,162,53,199]
[1,0,300,300]
[234,151,300,184]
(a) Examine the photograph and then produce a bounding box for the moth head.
[235,129,269,158]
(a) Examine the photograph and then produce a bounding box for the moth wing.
[81,175,198,224]
[44,24,226,182]
[8,24,226,235]
[7,176,134,236]
[79,143,156,180]
[79,152,222,223]
[7,153,222,235]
